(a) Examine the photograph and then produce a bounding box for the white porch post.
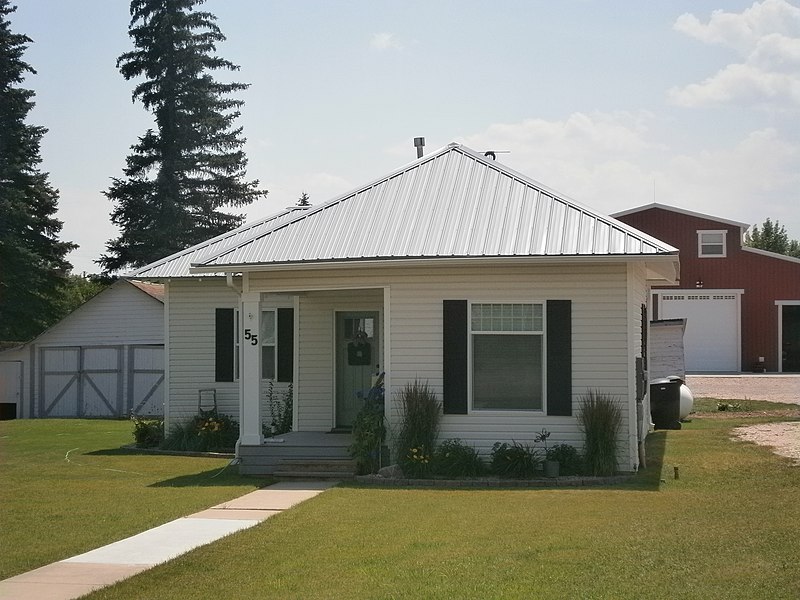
[239,292,262,446]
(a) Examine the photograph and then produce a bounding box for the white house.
[0,280,164,419]
[131,143,679,474]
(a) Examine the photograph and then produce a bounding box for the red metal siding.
[617,207,800,372]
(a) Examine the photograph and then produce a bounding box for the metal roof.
[191,143,676,272]
[611,202,750,230]
[128,206,310,278]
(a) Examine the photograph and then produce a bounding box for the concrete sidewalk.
[0,481,337,600]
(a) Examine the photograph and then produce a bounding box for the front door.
[335,311,379,429]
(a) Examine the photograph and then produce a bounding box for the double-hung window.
[471,303,544,410]
[698,230,727,257]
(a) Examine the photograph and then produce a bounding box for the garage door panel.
[44,374,79,417]
[660,292,739,372]
[83,373,119,416]
[40,346,122,417]
[130,345,164,416]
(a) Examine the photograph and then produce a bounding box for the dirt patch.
[731,422,800,466]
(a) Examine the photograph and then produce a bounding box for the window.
[261,310,276,380]
[698,230,727,257]
[471,303,544,410]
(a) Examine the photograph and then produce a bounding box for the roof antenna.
[414,137,425,158]
[484,150,510,160]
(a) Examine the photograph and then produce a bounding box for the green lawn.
[78,401,799,600]
[0,419,262,579]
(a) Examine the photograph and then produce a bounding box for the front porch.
[238,431,356,477]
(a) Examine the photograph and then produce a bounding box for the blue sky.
[11,0,800,273]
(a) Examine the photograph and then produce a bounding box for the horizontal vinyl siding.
[168,279,239,422]
[35,283,163,347]
[12,282,164,419]
[251,263,637,462]
[296,289,383,431]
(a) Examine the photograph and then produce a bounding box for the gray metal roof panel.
[128,206,310,278]
[193,144,676,270]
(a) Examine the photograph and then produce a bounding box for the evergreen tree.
[297,191,311,206]
[0,0,76,341]
[101,0,266,273]
[744,218,800,258]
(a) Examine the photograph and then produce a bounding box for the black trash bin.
[650,378,681,430]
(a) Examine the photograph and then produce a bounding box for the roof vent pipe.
[413,137,425,158]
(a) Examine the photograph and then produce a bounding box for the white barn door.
[658,291,741,372]
[41,346,123,417]
[129,345,164,416]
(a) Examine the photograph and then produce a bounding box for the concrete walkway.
[0,481,336,600]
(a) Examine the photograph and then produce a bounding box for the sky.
[10,0,800,274]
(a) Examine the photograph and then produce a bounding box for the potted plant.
[535,428,559,478]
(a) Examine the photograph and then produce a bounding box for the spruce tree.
[101,0,266,272]
[0,0,76,341]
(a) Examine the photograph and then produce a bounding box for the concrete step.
[273,458,356,480]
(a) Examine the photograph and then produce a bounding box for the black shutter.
[277,308,294,382]
[215,308,235,382]
[546,300,572,416]
[443,300,468,414]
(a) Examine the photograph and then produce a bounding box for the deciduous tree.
[744,218,800,258]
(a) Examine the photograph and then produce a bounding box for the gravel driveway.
[685,374,800,404]
[682,374,800,466]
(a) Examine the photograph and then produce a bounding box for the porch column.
[239,292,262,446]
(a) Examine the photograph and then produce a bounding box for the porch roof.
[189,144,677,274]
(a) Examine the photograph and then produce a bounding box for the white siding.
[295,289,383,431]
[248,262,644,469]
[627,262,649,471]
[0,281,164,418]
[167,279,295,427]
[168,279,239,422]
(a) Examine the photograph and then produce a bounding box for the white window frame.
[260,309,277,381]
[697,230,728,258]
[468,301,545,412]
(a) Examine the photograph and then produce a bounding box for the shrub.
[131,415,164,448]
[396,380,441,478]
[433,438,485,477]
[546,443,583,476]
[349,396,386,475]
[264,381,293,437]
[490,441,541,479]
[578,390,622,476]
[162,409,238,452]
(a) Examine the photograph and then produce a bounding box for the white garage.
[656,290,743,372]
[0,280,164,418]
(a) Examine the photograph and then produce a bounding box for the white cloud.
[674,0,800,55]
[369,32,403,51]
[671,0,800,108]
[457,115,800,236]
[669,62,800,106]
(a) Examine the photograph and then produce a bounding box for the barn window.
[698,230,727,257]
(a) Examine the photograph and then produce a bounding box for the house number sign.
[244,328,259,346]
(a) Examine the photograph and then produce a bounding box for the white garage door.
[40,346,123,417]
[658,291,741,372]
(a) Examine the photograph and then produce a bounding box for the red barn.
[613,203,800,373]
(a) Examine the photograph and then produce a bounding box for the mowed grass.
[85,404,800,600]
[0,419,262,579]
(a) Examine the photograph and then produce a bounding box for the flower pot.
[544,459,560,478]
